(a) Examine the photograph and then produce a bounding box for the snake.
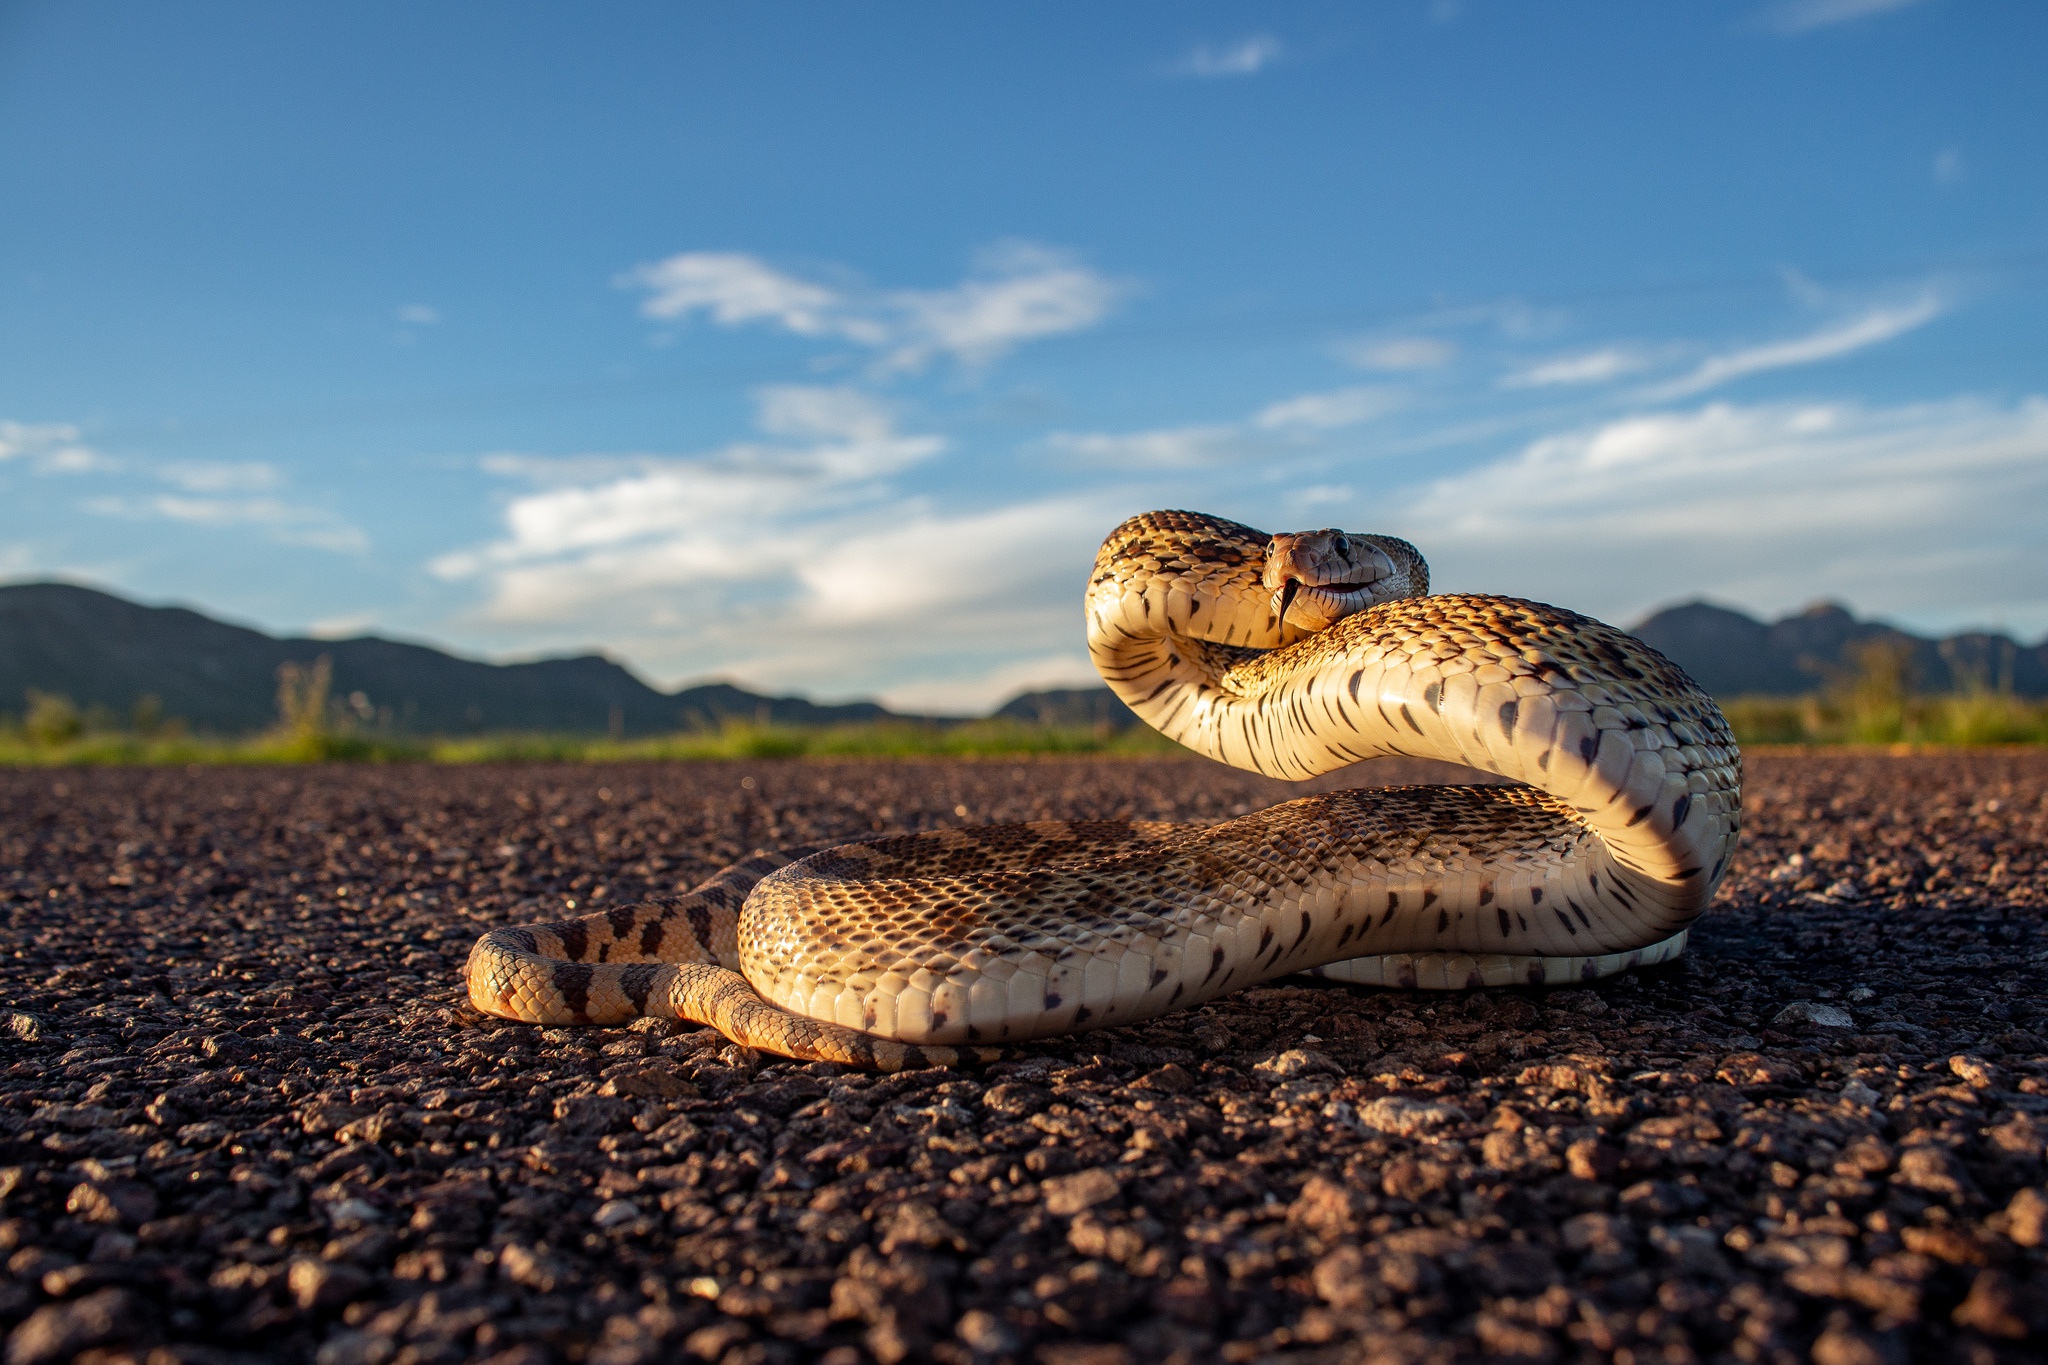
[465,510,1742,1071]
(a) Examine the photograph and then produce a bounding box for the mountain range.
[2,581,2042,736]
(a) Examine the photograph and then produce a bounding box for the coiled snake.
[466,511,1741,1070]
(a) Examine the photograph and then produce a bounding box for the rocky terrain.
[1,752,2044,1365]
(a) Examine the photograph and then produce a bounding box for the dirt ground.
[1,752,2044,1365]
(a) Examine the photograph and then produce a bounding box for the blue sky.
[2,0,2044,711]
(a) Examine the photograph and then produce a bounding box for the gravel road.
[2,753,2044,1365]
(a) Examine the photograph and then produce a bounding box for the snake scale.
[466,510,1742,1070]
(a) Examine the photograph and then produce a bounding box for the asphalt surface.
[1,752,2044,1365]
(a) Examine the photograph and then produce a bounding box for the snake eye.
[1333,535,1350,557]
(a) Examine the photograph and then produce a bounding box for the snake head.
[1264,529,1428,633]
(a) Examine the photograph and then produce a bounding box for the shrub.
[23,691,83,746]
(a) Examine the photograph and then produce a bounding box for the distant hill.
[1630,600,2048,698]
[0,582,897,736]
[8,581,2039,738]
[990,686,1141,731]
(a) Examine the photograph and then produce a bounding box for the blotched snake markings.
[466,511,1741,1069]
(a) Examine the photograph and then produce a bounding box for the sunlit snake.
[466,510,1742,1070]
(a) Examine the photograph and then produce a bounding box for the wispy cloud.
[157,461,281,494]
[1340,337,1456,371]
[1932,146,1966,187]
[1170,36,1284,78]
[86,494,367,552]
[619,241,1121,373]
[433,385,1121,704]
[1402,396,2048,630]
[1501,346,1653,388]
[1049,423,1255,469]
[1644,296,1942,398]
[1050,385,1400,468]
[0,420,114,474]
[1254,386,1404,429]
[396,304,441,326]
[1759,0,1927,34]
[81,460,362,550]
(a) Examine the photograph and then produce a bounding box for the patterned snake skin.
[466,510,1742,1070]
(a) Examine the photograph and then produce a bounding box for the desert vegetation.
[4,642,2045,765]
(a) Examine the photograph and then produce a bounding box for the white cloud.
[1051,384,1399,470]
[1341,337,1456,371]
[433,382,1141,701]
[434,386,943,618]
[883,243,1122,372]
[157,461,280,494]
[0,420,113,474]
[618,242,1120,372]
[1646,296,1942,398]
[1760,0,1926,34]
[1171,35,1284,78]
[1501,347,1651,388]
[1049,423,1257,469]
[1255,386,1403,430]
[1401,396,2048,633]
[86,493,368,552]
[1933,147,1965,187]
[624,252,876,342]
[396,304,441,326]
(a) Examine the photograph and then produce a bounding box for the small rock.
[4,1011,50,1044]
[1840,1080,1883,1107]
[1847,984,1877,1003]
[64,1180,158,1228]
[552,1095,629,1136]
[175,1121,228,1146]
[592,1198,641,1229]
[1357,1095,1467,1138]
[289,1257,371,1310]
[1647,1223,1725,1275]
[313,1330,398,1365]
[1132,1063,1194,1093]
[1311,1245,1372,1311]
[1947,1054,2001,1090]
[879,1201,965,1255]
[498,1243,568,1292]
[1773,1001,1854,1029]
[980,1082,1050,1118]
[1950,1269,2032,1340]
[201,1032,253,1063]
[33,1103,121,1132]
[1566,1137,1623,1181]
[1892,1145,1976,1201]
[601,1064,697,1099]
[1618,1180,1704,1219]
[1041,1167,1120,1216]
[1811,1313,1907,1365]
[1821,878,1863,901]
[953,1309,1017,1354]
[2003,1187,2047,1247]
[3,1287,146,1365]
[1561,1213,1637,1273]
[1288,1173,1369,1239]
[1253,1048,1336,1079]
[321,1197,384,1229]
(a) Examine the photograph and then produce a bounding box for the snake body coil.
[467,511,1741,1069]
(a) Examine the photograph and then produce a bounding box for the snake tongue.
[1275,577,1303,626]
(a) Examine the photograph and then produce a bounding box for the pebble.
[0,753,2042,1363]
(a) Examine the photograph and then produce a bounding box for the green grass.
[0,718,1187,767]
[1722,691,2048,748]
